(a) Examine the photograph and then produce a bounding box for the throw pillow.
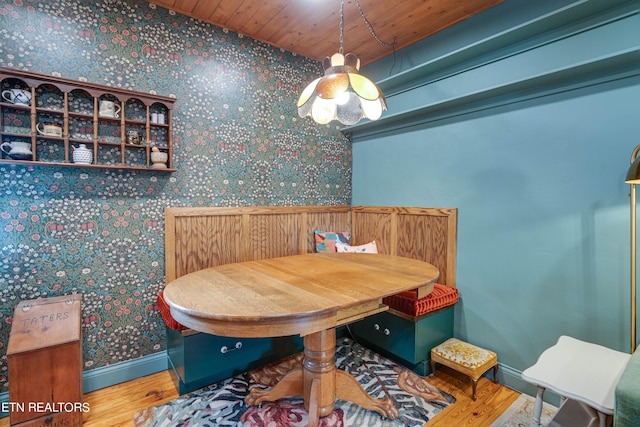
[314,230,351,252]
[335,240,378,253]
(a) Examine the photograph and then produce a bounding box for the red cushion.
[383,283,458,316]
[157,291,187,331]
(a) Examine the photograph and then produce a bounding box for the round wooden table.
[163,252,439,427]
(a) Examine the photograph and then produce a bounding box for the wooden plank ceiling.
[150,0,505,66]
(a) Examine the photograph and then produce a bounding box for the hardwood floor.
[426,366,521,427]
[0,365,520,426]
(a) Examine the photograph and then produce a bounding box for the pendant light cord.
[339,0,345,54]
[340,0,396,53]
[355,0,396,49]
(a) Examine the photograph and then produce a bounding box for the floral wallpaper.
[0,0,351,392]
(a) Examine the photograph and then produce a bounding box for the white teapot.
[1,141,32,160]
[2,88,31,105]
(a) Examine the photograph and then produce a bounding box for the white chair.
[521,336,631,427]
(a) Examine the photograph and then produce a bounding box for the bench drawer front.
[351,307,454,374]
[167,328,303,394]
[352,312,416,360]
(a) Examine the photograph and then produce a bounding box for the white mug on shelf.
[99,100,121,118]
[37,123,63,137]
[151,113,158,123]
[157,113,165,124]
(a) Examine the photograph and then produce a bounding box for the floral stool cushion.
[430,338,498,400]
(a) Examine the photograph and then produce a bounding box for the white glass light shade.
[297,53,387,126]
[311,97,337,125]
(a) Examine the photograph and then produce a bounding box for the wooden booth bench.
[161,205,458,394]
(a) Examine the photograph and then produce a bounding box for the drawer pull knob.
[373,323,380,331]
[220,341,243,353]
[384,328,390,335]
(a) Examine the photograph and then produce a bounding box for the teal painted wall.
[350,0,640,392]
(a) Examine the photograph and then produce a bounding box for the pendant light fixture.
[296,0,391,126]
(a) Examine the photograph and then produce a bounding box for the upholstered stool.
[430,338,498,400]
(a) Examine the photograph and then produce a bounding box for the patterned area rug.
[490,393,556,426]
[134,338,455,427]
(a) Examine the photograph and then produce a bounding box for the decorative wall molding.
[346,0,639,140]
[349,50,639,140]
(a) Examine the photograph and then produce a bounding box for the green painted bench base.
[349,306,454,376]
[167,327,303,394]
[165,306,450,395]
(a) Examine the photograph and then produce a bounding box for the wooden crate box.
[7,295,82,426]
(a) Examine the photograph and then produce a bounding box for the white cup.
[157,113,165,124]
[151,113,158,123]
[99,100,121,118]
[37,123,63,137]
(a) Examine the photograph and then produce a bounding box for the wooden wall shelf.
[0,67,176,172]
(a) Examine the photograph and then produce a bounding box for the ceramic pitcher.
[1,141,32,160]
[99,100,121,118]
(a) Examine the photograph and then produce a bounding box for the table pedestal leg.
[245,328,399,426]
[302,328,338,423]
[335,370,399,419]
[245,368,304,406]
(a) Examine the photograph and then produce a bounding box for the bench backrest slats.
[165,205,456,288]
